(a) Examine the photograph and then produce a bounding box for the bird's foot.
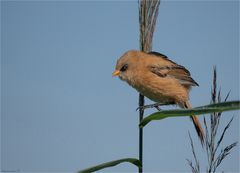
[136,103,162,111]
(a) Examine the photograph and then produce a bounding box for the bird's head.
[112,50,139,82]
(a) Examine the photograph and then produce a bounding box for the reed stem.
[138,1,160,172]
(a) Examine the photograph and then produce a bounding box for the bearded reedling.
[112,50,204,144]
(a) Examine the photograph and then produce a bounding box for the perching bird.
[112,50,204,144]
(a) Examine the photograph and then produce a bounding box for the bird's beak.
[112,70,120,77]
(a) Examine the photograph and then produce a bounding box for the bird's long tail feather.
[183,101,205,145]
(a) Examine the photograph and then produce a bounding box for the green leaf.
[140,101,240,127]
[77,158,142,173]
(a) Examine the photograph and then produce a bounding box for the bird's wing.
[150,65,199,86]
[148,52,199,87]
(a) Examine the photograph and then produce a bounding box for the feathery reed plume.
[187,132,200,173]
[139,0,160,52]
[188,67,238,173]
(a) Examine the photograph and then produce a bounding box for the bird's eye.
[120,64,128,72]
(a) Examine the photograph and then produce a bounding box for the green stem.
[139,94,144,173]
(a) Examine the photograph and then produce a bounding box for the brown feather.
[148,52,199,87]
[183,101,205,145]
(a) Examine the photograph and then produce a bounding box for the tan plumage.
[112,50,204,144]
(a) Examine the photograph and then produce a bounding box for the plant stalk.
[138,94,144,173]
[138,0,160,172]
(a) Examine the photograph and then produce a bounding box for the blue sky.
[1,1,239,172]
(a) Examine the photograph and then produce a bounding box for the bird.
[112,50,204,144]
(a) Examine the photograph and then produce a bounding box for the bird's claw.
[136,103,162,111]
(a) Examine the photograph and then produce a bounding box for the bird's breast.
[126,72,176,103]
[134,83,174,103]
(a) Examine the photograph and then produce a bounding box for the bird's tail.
[183,101,205,145]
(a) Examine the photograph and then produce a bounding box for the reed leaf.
[77,158,142,173]
[139,101,240,127]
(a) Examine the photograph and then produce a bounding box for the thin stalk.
[138,94,144,173]
[138,0,160,172]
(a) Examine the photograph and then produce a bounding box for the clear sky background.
[1,1,239,173]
